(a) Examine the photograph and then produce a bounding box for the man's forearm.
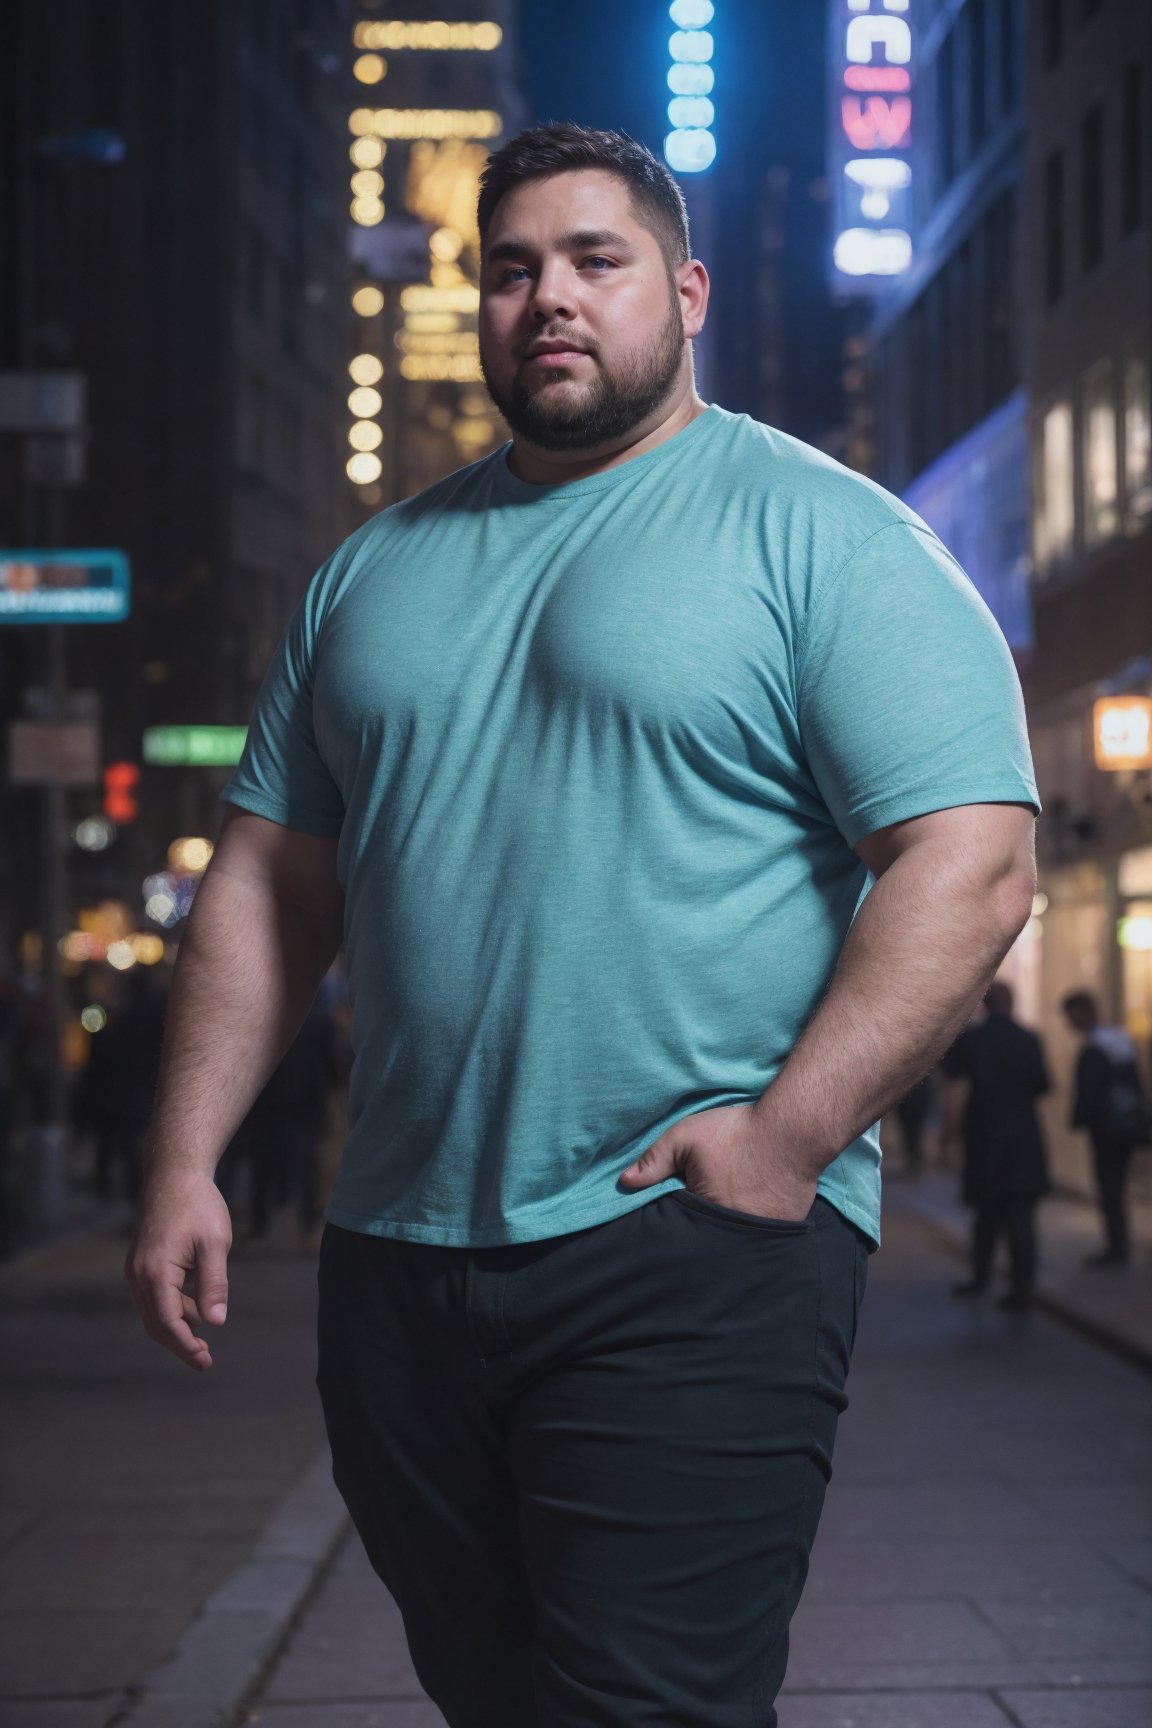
[144,867,339,1187]
[750,844,1033,1178]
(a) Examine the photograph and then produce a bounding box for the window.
[1082,360,1119,546]
[969,0,988,152]
[1082,106,1104,272]
[1124,353,1152,527]
[1122,62,1143,237]
[1043,0,1063,69]
[1036,400,1075,572]
[1043,148,1064,306]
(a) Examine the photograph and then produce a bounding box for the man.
[1062,989,1150,1267]
[128,126,1039,1727]
[942,980,1052,1310]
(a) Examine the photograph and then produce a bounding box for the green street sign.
[143,725,248,766]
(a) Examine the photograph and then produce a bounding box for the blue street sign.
[0,549,130,623]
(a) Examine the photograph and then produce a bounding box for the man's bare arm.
[747,802,1036,1181]
[126,806,343,1371]
[622,802,1035,1214]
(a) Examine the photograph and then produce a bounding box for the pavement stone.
[0,1608,188,1696]
[800,1536,1134,1602]
[247,1708,443,1727]
[998,1688,1152,1728]
[0,1705,113,1728]
[974,1592,1152,1661]
[776,1696,1015,1727]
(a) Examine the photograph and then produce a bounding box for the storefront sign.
[0,549,129,623]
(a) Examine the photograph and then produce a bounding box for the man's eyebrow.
[486,229,636,264]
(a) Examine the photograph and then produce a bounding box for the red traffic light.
[103,761,140,823]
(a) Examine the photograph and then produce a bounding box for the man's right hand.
[126,1176,233,1372]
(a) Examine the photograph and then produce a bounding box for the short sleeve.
[220,588,345,838]
[797,521,1040,846]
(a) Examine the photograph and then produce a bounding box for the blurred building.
[1022,0,1152,1178]
[344,2,528,511]
[850,0,1032,663]
[0,1,356,974]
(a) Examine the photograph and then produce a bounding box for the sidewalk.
[241,1199,1152,1728]
[2,1177,1149,1728]
[888,1167,1152,1367]
[0,1219,333,1726]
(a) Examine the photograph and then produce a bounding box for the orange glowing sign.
[1093,697,1152,770]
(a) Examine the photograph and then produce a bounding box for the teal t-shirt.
[222,405,1039,1248]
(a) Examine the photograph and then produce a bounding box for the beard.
[480,289,686,451]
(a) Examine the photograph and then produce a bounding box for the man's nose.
[530,261,577,324]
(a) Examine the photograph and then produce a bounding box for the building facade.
[342,0,528,513]
[0,0,355,993]
[1023,0,1152,1183]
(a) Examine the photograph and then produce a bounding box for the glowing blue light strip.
[664,1,715,173]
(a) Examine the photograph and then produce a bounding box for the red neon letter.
[841,96,911,151]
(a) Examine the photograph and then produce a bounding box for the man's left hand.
[619,1103,817,1222]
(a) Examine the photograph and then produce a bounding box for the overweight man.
[128,124,1040,1727]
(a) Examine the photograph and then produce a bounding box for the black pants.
[317,1192,869,1728]
[971,1197,1037,1298]
[1091,1135,1134,1260]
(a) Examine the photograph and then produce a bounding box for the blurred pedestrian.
[943,981,1052,1310]
[233,997,341,1245]
[75,972,165,1201]
[893,1073,934,1176]
[128,124,1039,1726]
[1061,989,1151,1267]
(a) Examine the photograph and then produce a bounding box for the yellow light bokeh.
[400,283,480,313]
[350,136,387,168]
[397,330,480,356]
[129,933,166,965]
[362,108,502,141]
[349,108,376,136]
[349,353,384,385]
[349,420,384,452]
[353,53,388,84]
[167,836,214,875]
[348,385,383,417]
[347,452,383,484]
[350,169,385,198]
[352,286,385,316]
[107,940,137,972]
[428,226,463,262]
[351,196,386,226]
[354,21,503,51]
[404,313,459,334]
[400,353,485,382]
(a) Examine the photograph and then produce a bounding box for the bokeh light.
[349,353,384,385]
[352,286,385,316]
[347,452,383,484]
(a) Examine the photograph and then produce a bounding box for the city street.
[241,1197,1152,1728]
[4,1187,1147,1727]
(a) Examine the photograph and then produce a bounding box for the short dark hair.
[477,123,691,270]
[1061,989,1099,1021]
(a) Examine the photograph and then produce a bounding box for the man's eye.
[582,256,614,270]
[500,266,532,283]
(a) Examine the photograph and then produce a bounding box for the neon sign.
[663,0,716,175]
[828,0,914,288]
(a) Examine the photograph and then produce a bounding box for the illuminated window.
[1124,353,1152,526]
[1082,360,1118,546]
[1035,400,1075,573]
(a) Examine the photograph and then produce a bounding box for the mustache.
[518,331,598,359]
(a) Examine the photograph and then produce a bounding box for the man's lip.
[523,344,590,359]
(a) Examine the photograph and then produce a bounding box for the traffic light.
[103,761,140,823]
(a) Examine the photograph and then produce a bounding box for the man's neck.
[506,386,708,487]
